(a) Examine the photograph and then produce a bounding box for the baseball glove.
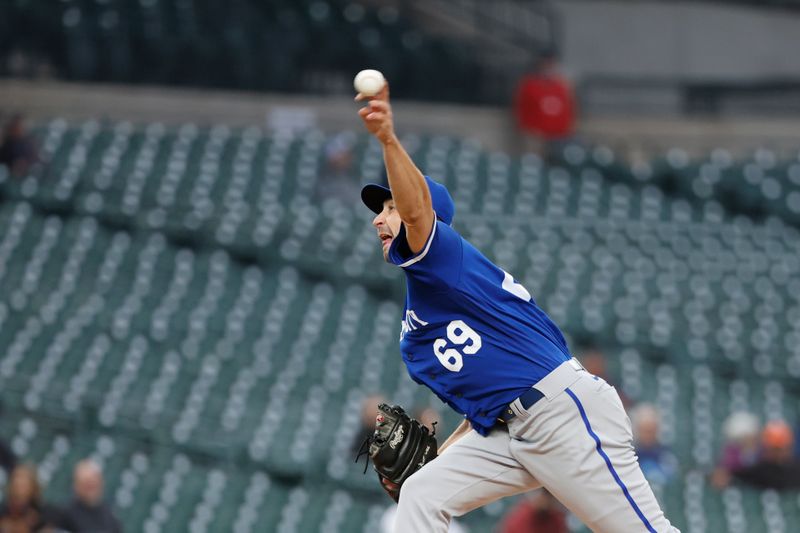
[355,403,438,502]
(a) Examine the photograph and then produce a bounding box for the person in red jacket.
[513,52,576,158]
[498,490,568,533]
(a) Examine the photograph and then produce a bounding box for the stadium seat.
[1,121,800,531]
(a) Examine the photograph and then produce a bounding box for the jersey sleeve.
[387,216,464,290]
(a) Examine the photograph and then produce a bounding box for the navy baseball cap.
[361,176,455,225]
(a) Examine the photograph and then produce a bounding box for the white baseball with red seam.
[354,69,385,96]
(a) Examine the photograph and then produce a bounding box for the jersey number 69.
[431,271,529,372]
[433,320,481,372]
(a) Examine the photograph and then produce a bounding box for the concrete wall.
[3,79,800,157]
[557,1,800,82]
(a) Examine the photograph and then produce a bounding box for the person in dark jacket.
[0,115,38,177]
[57,461,121,533]
[0,399,16,476]
[734,420,800,491]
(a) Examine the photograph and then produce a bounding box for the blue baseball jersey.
[388,217,572,436]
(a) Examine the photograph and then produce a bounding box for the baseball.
[354,69,385,96]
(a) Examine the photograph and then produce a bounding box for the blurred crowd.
[712,413,800,491]
[579,348,800,494]
[0,432,121,533]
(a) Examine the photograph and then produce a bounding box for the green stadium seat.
[2,121,800,531]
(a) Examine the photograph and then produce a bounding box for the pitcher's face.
[372,199,402,261]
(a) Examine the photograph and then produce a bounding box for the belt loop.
[533,358,584,400]
[509,398,530,421]
[569,358,584,372]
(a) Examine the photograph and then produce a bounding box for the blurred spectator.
[513,52,576,158]
[0,400,15,476]
[56,460,121,533]
[733,420,800,491]
[351,393,387,456]
[0,440,14,478]
[0,115,38,177]
[720,412,761,471]
[0,464,57,532]
[498,489,567,533]
[711,411,760,489]
[631,404,677,484]
[316,131,359,203]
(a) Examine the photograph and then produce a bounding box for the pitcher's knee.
[395,469,452,531]
[398,468,439,509]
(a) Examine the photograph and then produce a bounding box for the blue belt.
[498,387,545,423]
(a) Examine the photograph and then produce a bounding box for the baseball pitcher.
[355,82,679,532]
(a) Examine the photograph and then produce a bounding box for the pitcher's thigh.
[510,379,678,532]
[394,428,540,533]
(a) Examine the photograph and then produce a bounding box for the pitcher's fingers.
[365,111,387,121]
[368,100,389,112]
[375,81,389,101]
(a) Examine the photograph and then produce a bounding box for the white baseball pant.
[393,359,679,532]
